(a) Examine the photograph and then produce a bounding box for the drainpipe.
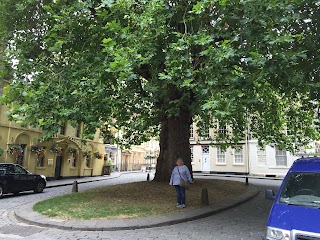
[118,147,122,171]
[246,110,250,175]
[245,130,249,175]
[5,107,13,163]
[78,148,82,178]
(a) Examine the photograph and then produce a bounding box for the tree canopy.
[1,0,320,180]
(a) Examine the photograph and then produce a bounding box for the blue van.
[265,157,320,240]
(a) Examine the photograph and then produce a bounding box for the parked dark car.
[0,163,46,198]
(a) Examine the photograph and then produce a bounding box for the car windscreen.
[279,172,320,207]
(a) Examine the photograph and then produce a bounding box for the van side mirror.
[265,189,275,200]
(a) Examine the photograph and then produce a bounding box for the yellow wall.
[0,104,105,180]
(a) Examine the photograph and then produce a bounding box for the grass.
[33,178,249,220]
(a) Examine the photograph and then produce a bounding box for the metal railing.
[194,172,284,185]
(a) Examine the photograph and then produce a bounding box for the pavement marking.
[0,233,24,239]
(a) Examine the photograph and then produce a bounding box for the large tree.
[0,0,320,181]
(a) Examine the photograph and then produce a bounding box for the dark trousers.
[174,185,186,205]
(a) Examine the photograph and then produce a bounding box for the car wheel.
[0,185,3,198]
[34,180,46,193]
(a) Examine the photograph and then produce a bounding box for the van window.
[279,172,320,207]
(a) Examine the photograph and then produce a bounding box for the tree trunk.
[153,107,193,182]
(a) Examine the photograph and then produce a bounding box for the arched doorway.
[14,133,31,168]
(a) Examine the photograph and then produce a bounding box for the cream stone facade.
[190,123,248,174]
[190,122,315,177]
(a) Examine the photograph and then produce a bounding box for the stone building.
[0,82,106,180]
[190,122,313,177]
[104,138,159,172]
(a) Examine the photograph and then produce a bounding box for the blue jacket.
[169,165,192,185]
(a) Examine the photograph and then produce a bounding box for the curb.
[45,171,141,189]
[14,184,260,231]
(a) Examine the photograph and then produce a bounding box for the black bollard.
[201,188,209,206]
[147,173,150,181]
[72,180,78,192]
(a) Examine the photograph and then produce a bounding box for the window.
[37,156,45,167]
[72,154,77,167]
[85,155,91,168]
[200,127,210,140]
[99,129,104,139]
[60,124,66,135]
[247,129,253,140]
[132,153,136,165]
[234,146,243,164]
[109,151,115,161]
[279,173,320,206]
[14,165,28,174]
[137,153,141,164]
[190,146,194,163]
[316,142,320,155]
[218,124,227,137]
[275,146,287,166]
[76,123,81,138]
[202,145,209,154]
[5,165,14,173]
[190,124,194,139]
[286,128,293,137]
[257,147,266,165]
[217,146,226,164]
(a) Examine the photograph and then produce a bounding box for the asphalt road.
[0,172,281,240]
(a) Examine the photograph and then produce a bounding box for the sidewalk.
[13,172,260,231]
[45,171,123,188]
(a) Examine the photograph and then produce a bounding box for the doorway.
[54,156,63,179]
[17,144,26,166]
[201,146,210,172]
